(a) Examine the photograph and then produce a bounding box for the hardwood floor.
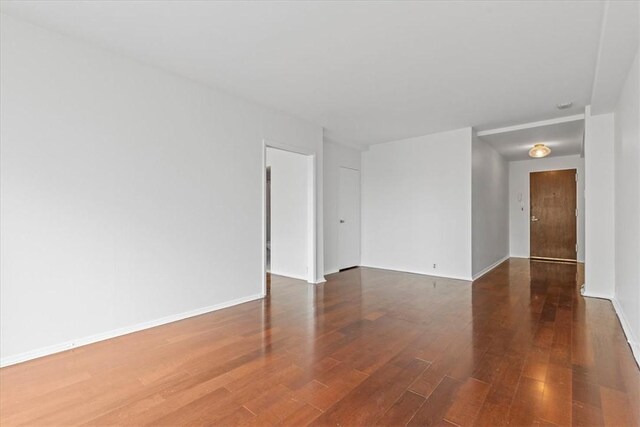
[1,258,638,426]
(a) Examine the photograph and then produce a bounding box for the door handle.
[531,216,539,222]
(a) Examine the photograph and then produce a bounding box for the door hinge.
[575,173,578,182]
[575,243,578,253]
[575,208,578,217]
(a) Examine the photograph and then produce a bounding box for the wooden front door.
[530,169,577,261]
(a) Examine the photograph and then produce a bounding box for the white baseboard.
[472,255,510,280]
[581,290,614,300]
[360,264,472,282]
[0,293,265,368]
[612,298,640,366]
[324,269,340,276]
[269,270,324,284]
[509,253,529,259]
[580,292,639,366]
[268,270,308,281]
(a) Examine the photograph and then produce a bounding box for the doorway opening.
[262,142,316,296]
[529,168,578,262]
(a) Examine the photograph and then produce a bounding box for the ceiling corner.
[590,1,639,114]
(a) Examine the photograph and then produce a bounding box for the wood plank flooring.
[1,258,638,426]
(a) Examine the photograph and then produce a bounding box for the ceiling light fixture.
[529,143,551,158]
[556,101,573,110]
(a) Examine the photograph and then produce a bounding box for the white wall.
[584,107,616,298]
[472,134,509,277]
[0,15,325,365]
[266,148,309,280]
[613,49,640,361]
[361,128,473,281]
[509,155,585,262]
[323,140,361,275]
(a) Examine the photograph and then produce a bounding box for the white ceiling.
[479,119,584,161]
[0,1,621,147]
[590,1,640,114]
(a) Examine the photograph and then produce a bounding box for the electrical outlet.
[433,263,437,269]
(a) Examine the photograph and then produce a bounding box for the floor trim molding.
[0,293,265,368]
[360,264,472,282]
[582,291,639,366]
[581,290,614,300]
[612,298,640,366]
[269,270,308,281]
[472,255,510,281]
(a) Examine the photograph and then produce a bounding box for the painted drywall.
[266,148,309,280]
[613,49,640,361]
[508,155,585,262]
[0,15,325,365]
[584,107,616,298]
[361,128,473,281]
[472,134,509,278]
[323,140,361,275]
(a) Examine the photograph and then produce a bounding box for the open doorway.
[262,143,316,295]
[530,169,578,262]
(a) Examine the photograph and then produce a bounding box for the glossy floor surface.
[1,259,638,426]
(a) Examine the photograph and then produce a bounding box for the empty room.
[0,1,638,426]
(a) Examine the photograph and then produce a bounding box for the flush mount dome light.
[529,143,551,158]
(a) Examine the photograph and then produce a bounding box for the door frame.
[261,139,317,296]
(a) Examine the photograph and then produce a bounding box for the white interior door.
[338,167,361,270]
